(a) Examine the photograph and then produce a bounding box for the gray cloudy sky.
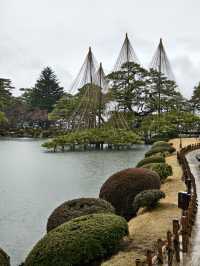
[1,0,200,98]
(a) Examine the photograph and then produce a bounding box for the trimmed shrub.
[24,213,128,266]
[47,198,115,232]
[151,152,166,158]
[152,141,173,149]
[145,146,176,157]
[142,163,173,183]
[99,168,160,220]
[133,189,165,212]
[0,248,10,266]
[136,155,165,167]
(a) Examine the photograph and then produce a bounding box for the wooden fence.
[136,143,200,266]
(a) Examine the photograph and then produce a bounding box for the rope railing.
[136,143,200,265]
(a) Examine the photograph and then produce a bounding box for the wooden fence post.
[157,239,163,264]
[173,219,180,262]
[188,204,192,236]
[181,215,188,253]
[146,250,152,266]
[167,231,173,266]
[135,258,141,266]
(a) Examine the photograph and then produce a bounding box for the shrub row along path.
[102,138,199,266]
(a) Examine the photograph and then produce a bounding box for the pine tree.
[0,78,13,110]
[107,62,149,113]
[190,82,200,113]
[25,67,64,112]
[145,68,179,114]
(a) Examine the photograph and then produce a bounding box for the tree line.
[1,63,200,141]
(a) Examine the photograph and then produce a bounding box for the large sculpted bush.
[145,146,176,157]
[142,163,173,183]
[24,213,128,266]
[99,168,160,220]
[0,248,10,266]
[152,141,173,149]
[136,155,165,167]
[47,197,115,232]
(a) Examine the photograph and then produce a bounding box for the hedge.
[145,146,176,157]
[0,248,10,266]
[24,213,128,266]
[133,189,165,212]
[99,168,160,220]
[136,155,165,167]
[141,163,173,183]
[47,198,115,232]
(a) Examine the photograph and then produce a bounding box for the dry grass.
[101,138,198,266]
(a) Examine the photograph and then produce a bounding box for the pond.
[0,138,150,266]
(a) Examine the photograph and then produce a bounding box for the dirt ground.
[101,138,199,266]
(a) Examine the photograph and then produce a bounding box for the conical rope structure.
[149,38,176,115]
[113,33,139,71]
[149,38,175,81]
[94,63,109,128]
[70,47,98,94]
[68,48,110,130]
[95,63,129,130]
[67,47,98,130]
[67,34,140,131]
[109,33,137,129]
[150,39,175,81]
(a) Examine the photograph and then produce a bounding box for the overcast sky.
[1,0,200,98]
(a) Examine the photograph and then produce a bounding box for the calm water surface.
[0,139,150,266]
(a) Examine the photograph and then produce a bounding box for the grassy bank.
[101,138,199,266]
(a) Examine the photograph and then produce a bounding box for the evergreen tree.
[0,111,7,124]
[0,78,13,110]
[23,67,64,112]
[145,69,180,114]
[107,63,182,116]
[107,62,149,114]
[49,93,77,121]
[190,82,200,113]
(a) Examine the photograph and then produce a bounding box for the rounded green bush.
[136,155,165,167]
[141,163,173,183]
[99,168,160,220]
[145,146,176,157]
[152,141,173,149]
[0,248,10,266]
[24,213,128,266]
[133,189,165,212]
[47,198,115,232]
